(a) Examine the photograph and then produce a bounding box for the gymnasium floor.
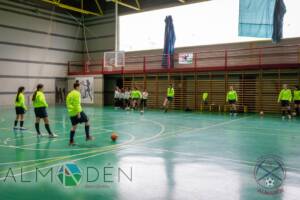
[0,106,300,200]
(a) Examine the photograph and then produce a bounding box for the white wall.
[0,0,83,106]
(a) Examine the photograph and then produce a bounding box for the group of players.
[113,83,300,120]
[12,82,300,146]
[14,81,93,145]
[205,83,300,119]
[114,86,149,113]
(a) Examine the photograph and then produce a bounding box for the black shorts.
[15,107,25,115]
[34,107,48,118]
[281,100,290,107]
[70,111,88,126]
[167,97,173,102]
[141,99,147,106]
[228,100,236,104]
[294,100,300,105]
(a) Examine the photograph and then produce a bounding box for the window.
[120,0,300,52]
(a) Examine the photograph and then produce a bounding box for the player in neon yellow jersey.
[14,86,27,130]
[293,86,300,116]
[32,84,57,138]
[202,92,208,105]
[226,86,238,116]
[131,87,142,110]
[278,84,292,119]
[163,83,175,113]
[66,82,94,145]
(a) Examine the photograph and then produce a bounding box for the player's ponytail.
[32,84,44,101]
[16,87,25,102]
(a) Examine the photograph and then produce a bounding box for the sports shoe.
[49,133,58,138]
[13,126,19,130]
[69,141,76,146]
[19,127,27,131]
[86,135,95,141]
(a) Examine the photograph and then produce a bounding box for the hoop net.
[104,51,125,71]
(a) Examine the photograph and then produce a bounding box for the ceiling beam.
[41,0,104,16]
[108,0,141,11]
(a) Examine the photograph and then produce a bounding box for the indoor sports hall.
[0,0,300,200]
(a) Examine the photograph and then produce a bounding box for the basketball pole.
[115,1,119,51]
[114,1,119,70]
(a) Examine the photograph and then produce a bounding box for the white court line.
[134,146,300,172]
[0,121,136,147]
[4,122,137,151]
[0,118,165,166]
[0,116,255,180]
[0,131,136,166]
[0,119,165,180]
[5,115,281,183]
[19,129,113,147]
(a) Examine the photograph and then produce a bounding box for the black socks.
[85,125,90,138]
[14,120,18,127]
[35,123,41,135]
[70,130,75,143]
[20,121,24,127]
[45,124,52,135]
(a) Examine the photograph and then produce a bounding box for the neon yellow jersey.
[131,90,142,99]
[202,93,208,101]
[15,93,27,110]
[33,91,48,108]
[167,87,174,97]
[278,89,292,102]
[66,90,82,117]
[293,90,300,101]
[226,90,238,102]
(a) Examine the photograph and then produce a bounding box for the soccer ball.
[265,177,275,188]
[259,111,264,116]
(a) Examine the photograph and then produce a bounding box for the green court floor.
[0,106,300,200]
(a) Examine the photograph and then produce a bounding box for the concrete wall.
[0,0,82,106]
[83,13,115,60]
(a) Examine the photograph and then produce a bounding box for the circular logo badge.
[254,155,286,190]
[57,163,82,187]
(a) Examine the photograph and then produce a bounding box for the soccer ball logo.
[265,177,275,188]
[57,163,82,187]
[254,155,286,192]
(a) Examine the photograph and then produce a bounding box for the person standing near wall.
[226,86,238,116]
[278,84,292,119]
[293,85,300,116]
[140,89,149,114]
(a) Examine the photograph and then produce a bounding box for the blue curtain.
[162,15,176,68]
[272,0,286,43]
[239,0,286,42]
[239,0,276,38]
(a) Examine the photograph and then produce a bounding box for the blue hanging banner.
[162,15,176,68]
[239,0,276,38]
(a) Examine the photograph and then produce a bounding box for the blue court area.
[0,106,300,200]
